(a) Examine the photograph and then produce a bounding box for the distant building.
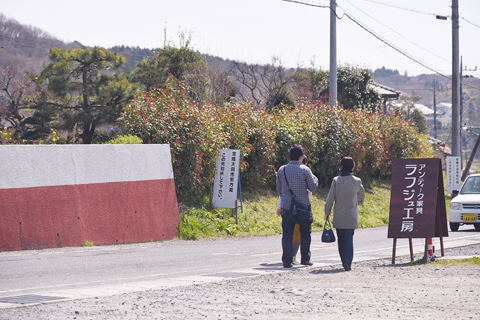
[436,102,452,119]
[385,101,434,117]
[371,83,401,113]
[414,104,434,117]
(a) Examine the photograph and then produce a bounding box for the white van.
[449,173,480,231]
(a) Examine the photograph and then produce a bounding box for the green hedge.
[105,134,143,144]
[118,78,432,204]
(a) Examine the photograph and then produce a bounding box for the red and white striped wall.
[0,144,179,251]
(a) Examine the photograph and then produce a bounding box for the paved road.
[1,226,480,308]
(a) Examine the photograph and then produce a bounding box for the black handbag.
[321,217,336,243]
[283,169,313,226]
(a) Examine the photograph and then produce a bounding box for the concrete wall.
[0,144,179,251]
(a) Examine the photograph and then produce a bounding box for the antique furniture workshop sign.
[212,149,240,209]
[387,158,448,263]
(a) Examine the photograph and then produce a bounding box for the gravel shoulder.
[1,244,480,320]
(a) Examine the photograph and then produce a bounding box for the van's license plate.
[463,214,477,221]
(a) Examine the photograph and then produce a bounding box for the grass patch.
[359,178,391,228]
[431,256,480,267]
[401,256,480,267]
[84,240,94,247]
[177,178,392,240]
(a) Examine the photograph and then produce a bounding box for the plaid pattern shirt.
[276,161,318,210]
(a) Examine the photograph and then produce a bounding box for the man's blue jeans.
[281,208,311,264]
[336,229,355,267]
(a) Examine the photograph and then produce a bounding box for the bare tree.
[0,66,32,132]
[185,59,236,106]
[205,63,236,106]
[230,56,300,111]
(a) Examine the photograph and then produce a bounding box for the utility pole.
[283,0,337,107]
[462,134,480,181]
[433,80,437,139]
[329,0,337,107]
[460,63,477,175]
[460,57,463,127]
[460,57,464,166]
[451,0,461,158]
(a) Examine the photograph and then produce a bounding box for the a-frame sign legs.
[391,238,414,265]
[393,237,445,265]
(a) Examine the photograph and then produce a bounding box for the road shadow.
[450,228,480,233]
[309,268,345,274]
[257,262,322,271]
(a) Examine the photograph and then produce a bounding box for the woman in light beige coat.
[325,157,365,271]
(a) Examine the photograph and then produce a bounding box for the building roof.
[414,104,434,116]
[371,83,401,99]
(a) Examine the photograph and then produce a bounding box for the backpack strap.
[283,167,297,198]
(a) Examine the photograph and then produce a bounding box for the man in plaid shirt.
[276,144,318,268]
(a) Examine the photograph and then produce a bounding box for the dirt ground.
[1,244,480,320]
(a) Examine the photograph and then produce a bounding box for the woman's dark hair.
[290,144,305,161]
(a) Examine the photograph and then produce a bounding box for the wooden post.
[392,238,397,264]
[235,199,238,225]
[392,238,414,264]
[440,236,445,256]
[461,133,480,181]
[423,238,429,264]
[409,238,414,262]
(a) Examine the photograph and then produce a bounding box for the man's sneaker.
[344,265,351,271]
[283,263,293,268]
[301,261,313,266]
[292,257,300,265]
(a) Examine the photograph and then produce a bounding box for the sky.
[1,0,479,77]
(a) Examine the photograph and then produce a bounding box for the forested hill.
[0,13,70,74]
[109,45,235,75]
[108,45,159,73]
[1,12,478,111]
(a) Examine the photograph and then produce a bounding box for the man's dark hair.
[341,157,355,171]
[290,144,305,161]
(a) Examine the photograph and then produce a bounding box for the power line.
[343,11,478,91]
[363,0,480,29]
[0,33,156,60]
[282,0,341,18]
[283,0,450,78]
[340,8,452,80]
[0,34,156,71]
[462,17,480,29]
[464,104,480,116]
[282,0,330,9]
[0,46,49,57]
[282,0,480,91]
[362,0,449,18]
[344,0,450,64]
[0,33,77,48]
[461,81,480,91]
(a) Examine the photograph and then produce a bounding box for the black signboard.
[388,158,448,238]
[388,158,448,263]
